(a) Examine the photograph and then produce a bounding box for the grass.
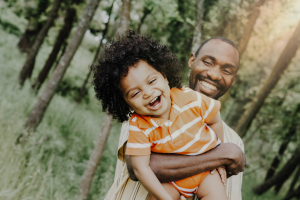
[0,19,292,200]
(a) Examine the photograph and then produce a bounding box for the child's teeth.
[150,97,158,104]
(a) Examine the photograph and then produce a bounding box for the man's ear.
[188,53,196,69]
[231,73,238,86]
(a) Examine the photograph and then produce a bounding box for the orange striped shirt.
[126,87,221,156]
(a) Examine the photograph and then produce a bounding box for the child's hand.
[217,166,227,186]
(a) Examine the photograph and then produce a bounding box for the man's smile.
[199,81,217,91]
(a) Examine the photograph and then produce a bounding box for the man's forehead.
[197,39,239,67]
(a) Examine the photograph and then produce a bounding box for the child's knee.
[196,172,227,200]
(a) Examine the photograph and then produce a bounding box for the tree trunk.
[17,19,40,53]
[77,113,113,200]
[22,0,101,133]
[283,185,300,200]
[253,147,300,195]
[32,7,76,92]
[265,103,300,181]
[220,0,266,106]
[18,0,61,86]
[77,0,132,198]
[284,165,300,200]
[137,5,152,34]
[191,0,204,54]
[235,20,300,138]
[238,0,266,56]
[119,0,131,34]
[76,0,115,104]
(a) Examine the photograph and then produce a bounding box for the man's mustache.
[194,74,223,90]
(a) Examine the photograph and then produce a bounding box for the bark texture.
[238,0,266,56]
[220,0,266,108]
[17,19,40,53]
[18,0,61,86]
[78,114,113,200]
[235,20,300,138]
[191,0,204,54]
[253,147,300,195]
[265,103,300,181]
[119,0,131,34]
[23,0,101,132]
[136,4,152,34]
[76,0,114,104]
[32,7,76,92]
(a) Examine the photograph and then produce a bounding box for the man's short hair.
[195,37,239,58]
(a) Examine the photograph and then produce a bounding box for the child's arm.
[206,111,224,142]
[131,155,173,200]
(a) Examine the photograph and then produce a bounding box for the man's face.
[188,39,239,100]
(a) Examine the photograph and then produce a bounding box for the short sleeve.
[125,115,152,156]
[196,92,221,123]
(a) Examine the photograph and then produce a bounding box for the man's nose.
[207,66,222,81]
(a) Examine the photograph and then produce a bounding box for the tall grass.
[0,28,121,199]
[0,23,288,200]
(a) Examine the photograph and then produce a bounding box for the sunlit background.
[1,0,300,199]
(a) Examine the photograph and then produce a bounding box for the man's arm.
[126,142,246,182]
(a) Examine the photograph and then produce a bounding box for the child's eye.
[131,91,139,98]
[149,79,156,84]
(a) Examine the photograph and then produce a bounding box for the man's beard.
[192,74,225,100]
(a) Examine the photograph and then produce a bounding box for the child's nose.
[143,89,154,99]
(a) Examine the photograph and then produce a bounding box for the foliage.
[1,0,300,199]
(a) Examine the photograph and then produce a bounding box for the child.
[91,31,227,200]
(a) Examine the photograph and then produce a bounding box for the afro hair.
[91,30,182,122]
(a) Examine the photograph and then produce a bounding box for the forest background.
[1,0,300,199]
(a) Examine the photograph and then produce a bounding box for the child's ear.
[164,77,169,85]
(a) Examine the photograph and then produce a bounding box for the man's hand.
[126,142,246,183]
[222,143,246,177]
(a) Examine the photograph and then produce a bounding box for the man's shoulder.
[222,121,244,151]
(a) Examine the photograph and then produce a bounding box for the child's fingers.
[180,195,187,200]
[210,169,216,174]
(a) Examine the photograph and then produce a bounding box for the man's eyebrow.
[202,55,216,63]
[222,63,237,69]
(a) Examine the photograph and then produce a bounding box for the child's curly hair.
[91,30,182,122]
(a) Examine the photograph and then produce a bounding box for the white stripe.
[180,101,201,112]
[162,120,172,127]
[131,116,137,122]
[171,116,202,139]
[203,99,215,120]
[129,125,142,132]
[172,104,181,111]
[150,119,159,127]
[196,91,202,105]
[182,87,193,93]
[144,126,156,136]
[172,125,205,153]
[187,125,216,155]
[152,135,172,144]
[171,181,197,192]
[127,143,151,148]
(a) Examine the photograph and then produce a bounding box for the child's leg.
[196,172,227,200]
[147,183,180,200]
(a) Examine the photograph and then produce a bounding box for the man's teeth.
[150,96,158,104]
[200,81,217,91]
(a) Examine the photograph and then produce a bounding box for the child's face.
[120,61,171,119]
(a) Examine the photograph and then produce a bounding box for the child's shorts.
[169,171,210,198]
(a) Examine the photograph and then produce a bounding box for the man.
[105,37,246,200]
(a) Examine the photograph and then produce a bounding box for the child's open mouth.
[147,95,162,110]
